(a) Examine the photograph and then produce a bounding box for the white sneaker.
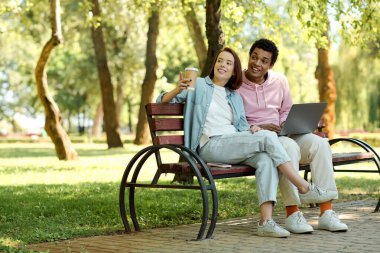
[318,210,348,232]
[257,219,290,238]
[285,211,314,234]
[299,184,338,204]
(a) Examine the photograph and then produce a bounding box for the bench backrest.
[145,103,185,169]
[145,103,258,179]
[146,103,185,145]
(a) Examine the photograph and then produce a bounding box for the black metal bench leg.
[120,146,161,233]
[206,187,218,239]
[303,169,309,181]
[375,198,380,213]
[129,186,139,230]
[129,148,165,231]
[119,187,132,232]
[196,183,209,240]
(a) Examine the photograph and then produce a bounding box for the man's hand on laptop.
[258,123,281,133]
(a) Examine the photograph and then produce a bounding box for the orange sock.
[319,201,332,216]
[286,205,300,217]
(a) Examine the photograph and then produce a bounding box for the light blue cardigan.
[156,76,250,151]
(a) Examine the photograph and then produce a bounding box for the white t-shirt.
[200,85,236,147]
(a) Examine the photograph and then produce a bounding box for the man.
[237,38,348,234]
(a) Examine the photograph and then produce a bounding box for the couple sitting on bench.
[156,38,348,238]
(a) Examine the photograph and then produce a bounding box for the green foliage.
[288,0,380,50]
[276,42,320,103]
[336,0,380,52]
[333,44,380,130]
[287,0,330,48]
[157,6,198,83]
[222,0,288,51]
[0,1,46,119]
[0,0,379,136]
[0,1,32,15]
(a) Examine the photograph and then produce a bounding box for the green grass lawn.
[0,140,379,252]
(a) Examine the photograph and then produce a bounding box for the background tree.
[201,0,225,76]
[134,6,160,145]
[34,0,78,160]
[1,0,379,144]
[90,0,123,148]
[181,0,207,70]
[315,31,336,138]
[288,0,380,137]
[334,44,380,131]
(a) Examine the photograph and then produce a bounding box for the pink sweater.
[237,70,293,126]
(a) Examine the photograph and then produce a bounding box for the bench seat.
[161,151,375,178]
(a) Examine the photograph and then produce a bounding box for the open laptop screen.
[278,102,327,136]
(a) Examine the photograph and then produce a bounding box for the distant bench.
[119,103,380,240]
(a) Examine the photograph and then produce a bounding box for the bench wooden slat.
[210,165,255,178]
[154,135,184,145]
[151,118,183,131]
[332,152,374,163]
[161,163,254,177]
[147,103,184,116]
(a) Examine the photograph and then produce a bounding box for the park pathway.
[28,200,380,253]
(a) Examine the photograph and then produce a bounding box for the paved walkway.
[28,200,379,253]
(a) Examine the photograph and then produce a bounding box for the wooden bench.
[119,103,380,240]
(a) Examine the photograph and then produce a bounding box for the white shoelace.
[312,184,327,195]
[295,212,307,224]
[327,211,341,222]
[264,219,282,230]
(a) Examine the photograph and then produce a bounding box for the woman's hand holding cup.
[185,67,198,90]
[177,72,192,93]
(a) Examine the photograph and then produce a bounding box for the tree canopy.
[0,0,379,143]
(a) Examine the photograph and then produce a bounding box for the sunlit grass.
[0,141,378,251]
[0,142,177,185]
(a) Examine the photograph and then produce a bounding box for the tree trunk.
[92,102,103,137]
[35,0,78,160]
[67,110,72,133]
[201,0,225,77]
[315,45,336,139]
[90,0,123,148]
[173,0,225,184]
[110,28,128,125]
[115,77,124,123]
[182,0,207,70]
[134,9,160,145]
[126,95,133,134]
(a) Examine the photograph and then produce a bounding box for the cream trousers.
[278,133,338,206]
[199,130,290,206]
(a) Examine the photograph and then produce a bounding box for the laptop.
[278,102,327,136]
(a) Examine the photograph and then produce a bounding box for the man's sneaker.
[257,219,290,238]
[285,211,314,234]
[299,184,338,204]
[318,210,348,232]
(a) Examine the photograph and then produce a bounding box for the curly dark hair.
[209,47,242,90]
[249,38,279,66]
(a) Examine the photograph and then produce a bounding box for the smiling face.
[245,47,273,85]
[212,51,235,86]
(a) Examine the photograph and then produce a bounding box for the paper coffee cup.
[185,67,198,90]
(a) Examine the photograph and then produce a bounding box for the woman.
[157,47,336,238]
